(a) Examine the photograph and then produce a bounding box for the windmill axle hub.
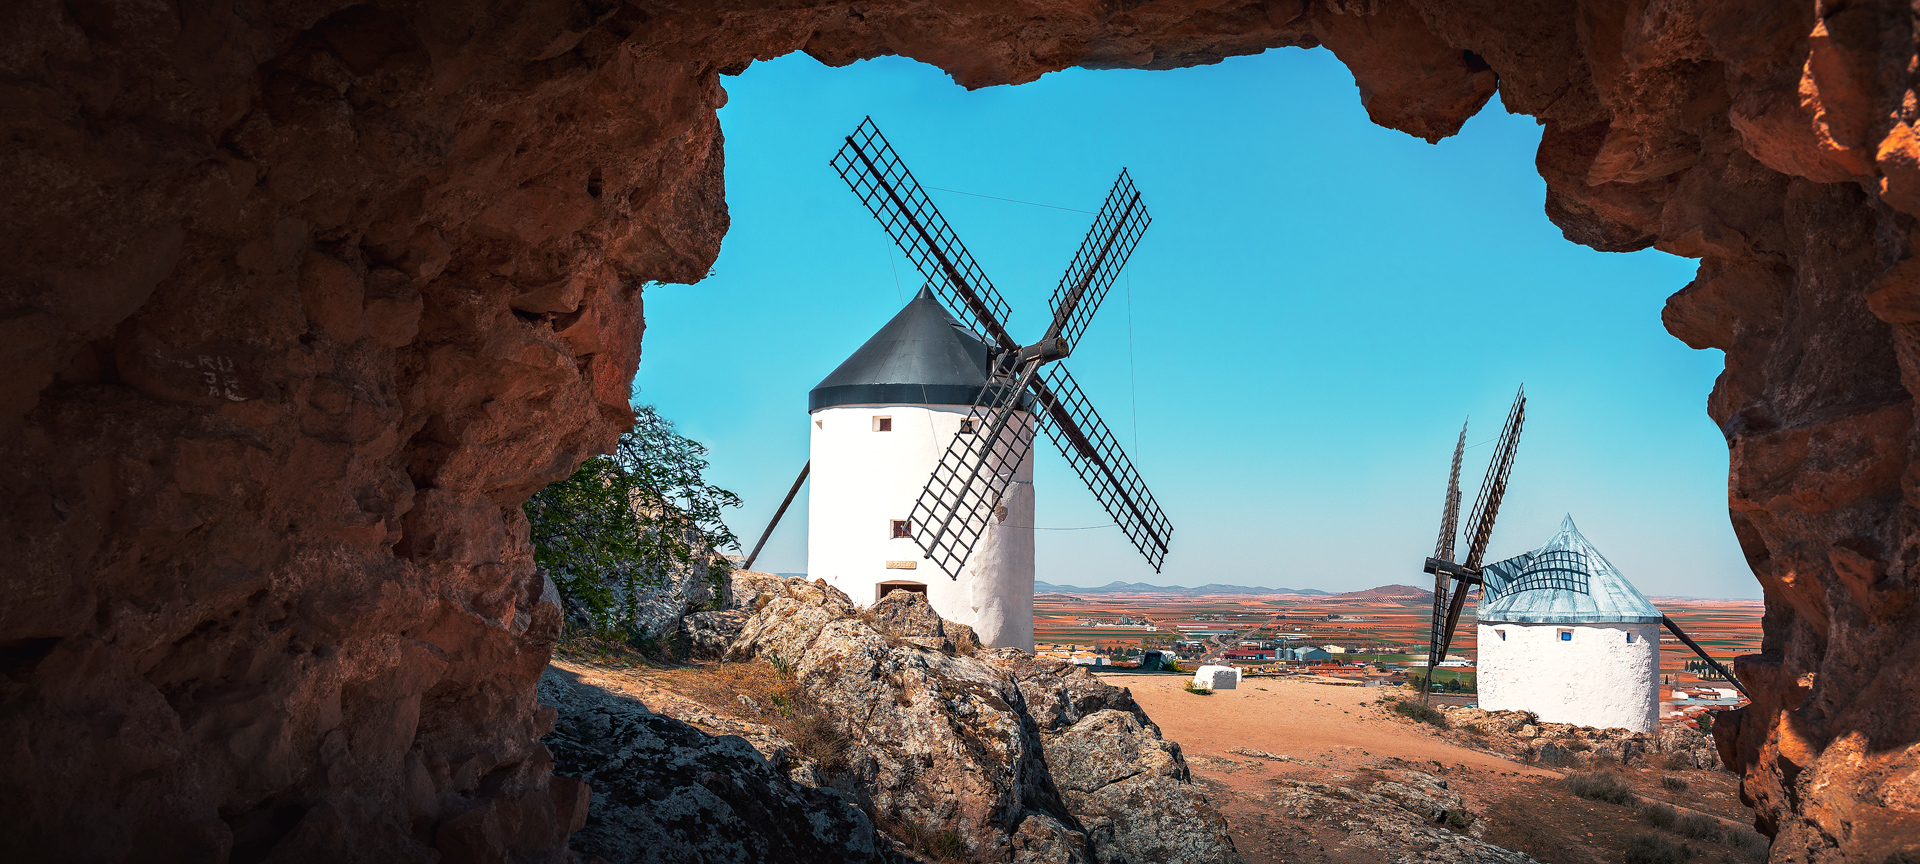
[998,337,1069,374]
[1424,558,1481,583]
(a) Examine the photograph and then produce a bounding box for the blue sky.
[634,46,1759,599]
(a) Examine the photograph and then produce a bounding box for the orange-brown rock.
[4,1,1920,861]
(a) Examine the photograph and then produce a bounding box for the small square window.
[1626,632,1636,643]
[1559,630,1573,642]
[959,418,976,434]
[890,519,911,539]
[1496,630,1506,641]
[873,416,892,432]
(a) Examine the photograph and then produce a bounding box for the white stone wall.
[1476,621,1660,733]
[806,403,1036,650]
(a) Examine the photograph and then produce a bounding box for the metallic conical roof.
[809,287,1023,411]
[1476,516,1662,624]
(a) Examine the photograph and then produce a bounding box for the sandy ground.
[1105,673,1553,778]
[1100,673,1764,864]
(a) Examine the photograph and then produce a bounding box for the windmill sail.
[909,365,1040,578]
[831,117,1017,349]
[1434,421,1466,562]
[1463,388,1526,570]
[1423,388,1525,701]
[1046,170,1150,352]
[1032,365,1172,571]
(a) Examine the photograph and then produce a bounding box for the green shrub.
[1623,832,1694,864]
[1392,700,1449,728]
[1566,771,1637,806]
[1184,682,1214,696]
[1660,775,1689,793]
[1443,808,1475,829]
[1673,813,1723,842]
[526,404,740,637]
[1642,802,1678,830]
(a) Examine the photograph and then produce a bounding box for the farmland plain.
[1035,586,1762,686]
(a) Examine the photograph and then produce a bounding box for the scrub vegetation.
[525,404,740,638]
[1622,832,1694,864]
[1391,699,1449,728]
[1565,770,1636,806]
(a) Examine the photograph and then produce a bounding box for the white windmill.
[1474,516,1665,731]
[741,119,1173,651]
[1419,394,1748,731]
[805,287,1041,646]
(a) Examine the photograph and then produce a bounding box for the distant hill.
[1033,581,1329,596]
[1333,584,1430,600]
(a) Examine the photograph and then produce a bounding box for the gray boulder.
[681,608,753,657]
[724,578,1239,864]
[538,666,904,864]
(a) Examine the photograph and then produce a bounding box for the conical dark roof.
[810,287,1021,411]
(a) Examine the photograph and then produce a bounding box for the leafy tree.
[524,404,741,636]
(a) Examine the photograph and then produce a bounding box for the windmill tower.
[1419,394,1749,727]
[801,118,1173,651]
[807,288,1038,647]
[1475,516,1662,732]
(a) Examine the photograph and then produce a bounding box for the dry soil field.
[1105,673,1767,864]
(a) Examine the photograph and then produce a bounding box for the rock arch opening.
[3,2,1917,861]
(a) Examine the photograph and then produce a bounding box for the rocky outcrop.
[721,578,1239,864]
[1436,707,1722,772]
[679,568,825,656]
[1263,777,1536,864]
[613,554,730,640]
[537,665,904,864]
[6,1,1920,860]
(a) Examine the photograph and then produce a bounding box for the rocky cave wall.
[2,1,1917,862]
